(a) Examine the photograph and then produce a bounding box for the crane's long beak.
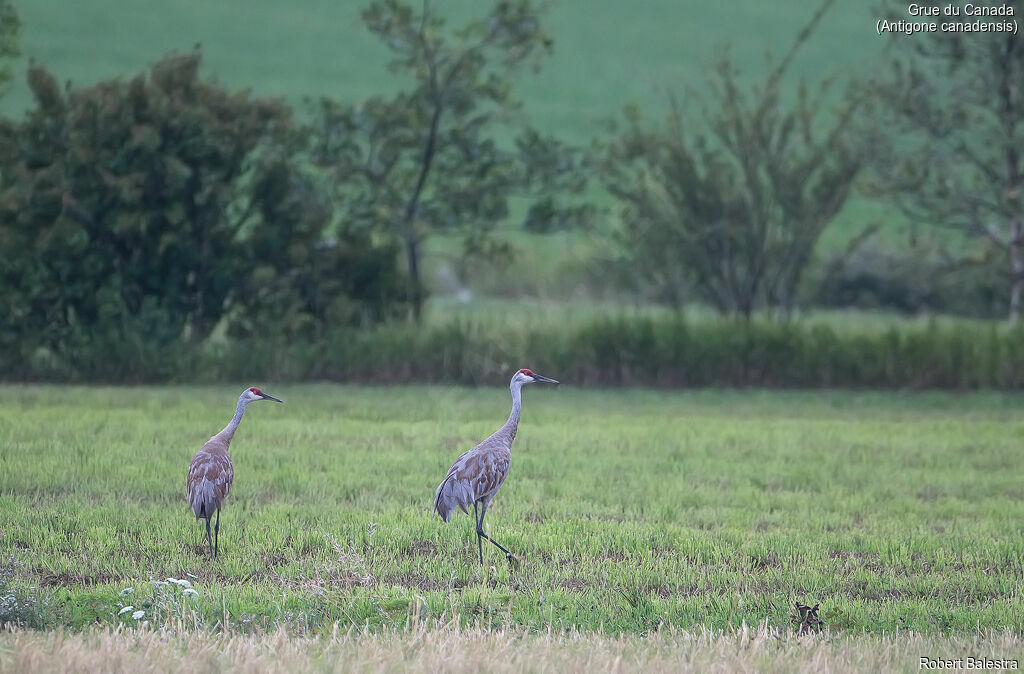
[261,393,284,403]
[532,374,559,385]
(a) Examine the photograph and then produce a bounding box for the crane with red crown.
[433,368,559,564]
[186,386,283,557]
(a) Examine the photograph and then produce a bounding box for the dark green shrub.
[811,244,1008,319]
[0,51,410,369]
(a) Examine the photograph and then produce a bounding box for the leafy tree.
[0,50,409,375]
[310,0,589,319]
[601,0,863,318]
[868,1,1024,321]
[228,156,410,340]
[0,51,291,354]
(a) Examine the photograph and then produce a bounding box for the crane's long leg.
[214,507,221,558]
[476,500,515,561]
[205,516,213,558]
[473,501,484,564]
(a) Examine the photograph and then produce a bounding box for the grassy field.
[8,1,881,142]
[3,625,1024,673]
[2,385,1024,635]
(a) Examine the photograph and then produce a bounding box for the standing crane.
[186,387,283,557]
[433,368,558,564]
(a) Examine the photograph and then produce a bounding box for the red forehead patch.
[250,387,262,395]
[518,369,534,377]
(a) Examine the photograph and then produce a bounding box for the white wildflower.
[117,606,134,616]
[119,588,134,597]
[169,578,192,589]
[186,573,198,580]
[182,588,199,599]
[131,610,145,620]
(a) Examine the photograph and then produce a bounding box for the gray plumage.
[433,368,558,563]
[186,386,282,557]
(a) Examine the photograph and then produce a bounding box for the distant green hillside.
[8,1,881,143]
[6,1,896,299]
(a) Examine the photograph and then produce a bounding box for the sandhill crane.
[433,368,558,564]
[186,387,282,557]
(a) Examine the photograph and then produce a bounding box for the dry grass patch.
[2,625,1023,674]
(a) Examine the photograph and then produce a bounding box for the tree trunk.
[1010,219,1023,323]
[405,233,423,322]
[402,103,444,323]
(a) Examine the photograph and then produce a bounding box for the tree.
[0,50,409,375]
[310,0,588,319]
[228,155,410,340]
[0,51,291,353]
[601,0,863,318]
[868,1,1024,321]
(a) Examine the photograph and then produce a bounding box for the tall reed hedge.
[12,316,1024,389]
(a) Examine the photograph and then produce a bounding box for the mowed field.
[2,385,1023,639]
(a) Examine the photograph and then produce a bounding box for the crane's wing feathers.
[434,446,510,521]
[186,449,234,519]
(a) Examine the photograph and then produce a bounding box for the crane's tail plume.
[188,480,217,520]
[433,474,470,522]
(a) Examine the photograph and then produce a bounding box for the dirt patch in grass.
[36,569,118,587]
[559,577,590,593]
[747,552,783,570]
[828,550,885,572]
[402,540,440,558]
[384,572,445,592]
[647,584,674,598]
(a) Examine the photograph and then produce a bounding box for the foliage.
[0,51,410,372]
[602,0,864,317]
[812,237,1009,319]
[2,385,1024,633]
[868,0,1024,320]
[0,51,291,355]
[8,306,1024,388]
[309,0,591,319]
[227,155,410,341]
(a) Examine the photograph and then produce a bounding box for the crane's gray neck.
[494,378,523,447]
[217,395,250,442]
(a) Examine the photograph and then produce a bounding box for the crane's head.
[513,368,559,386]
[242,386,284,404]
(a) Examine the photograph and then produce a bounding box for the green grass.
[419,296,1004,334]
[2,385,1023,634]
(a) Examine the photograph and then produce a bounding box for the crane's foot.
[505,552,523,568]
